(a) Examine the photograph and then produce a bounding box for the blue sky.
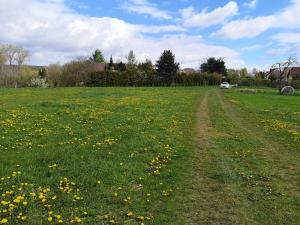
[1,0,299,70]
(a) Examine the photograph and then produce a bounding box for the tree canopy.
[91,49,105,63]
[156,50,179,85]
[200,57,227,76]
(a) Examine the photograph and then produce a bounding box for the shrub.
[28,77,49,88]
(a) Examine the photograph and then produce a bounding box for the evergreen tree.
[155,50,179,85]
[200,57,227,76]
[38,68,47,79]
[91,49,105,63]
[108,56,114,70]
[115,61,127,72]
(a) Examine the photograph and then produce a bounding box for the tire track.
[184,90,244,225]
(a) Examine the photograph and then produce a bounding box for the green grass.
[183,88,300,224]
[0,87,207,225]
[0,87,299,225]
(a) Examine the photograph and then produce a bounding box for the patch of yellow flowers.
[0,170,83,224]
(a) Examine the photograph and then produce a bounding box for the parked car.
[220,82,230,89]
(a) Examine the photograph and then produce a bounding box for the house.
[90,63,106,72]
[287,67,300,80]
[181,68,196,74]
[268,67,300,81]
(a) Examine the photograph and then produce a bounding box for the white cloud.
[266,46,292,56]
[243,0,258,9]
[179,1,239,28]
[241,44,263,51]
[214,0,300,39]
[0,0,245,69]
[122,0,172,20]
[136,25,186,34]
[130,35,244,69]
[269,32,300,57]
[213,16,275,39]
[273,32,300,44]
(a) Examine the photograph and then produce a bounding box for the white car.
[220,82,230,89]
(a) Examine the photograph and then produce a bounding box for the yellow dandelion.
[0,218,8,224]
[127,211,134,217]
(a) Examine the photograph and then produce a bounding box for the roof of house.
[182,68,196,74]
[90,63,106,72]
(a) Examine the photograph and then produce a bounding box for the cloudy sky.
[0,0,299,70]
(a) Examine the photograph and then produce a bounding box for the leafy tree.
[17,66,39,87]
[61,57,93,86]
[91,49,105,63]
[200,57,227,76]
[47,64,62,87]
[137,59,155,86]
[108,56,114,70]
[240,68,248,78]
[156,50,179,85]
[255,71,266,79]
[227,69,240,83]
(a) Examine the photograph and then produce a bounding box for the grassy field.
[0,87,299,225]
[0,87,206,225]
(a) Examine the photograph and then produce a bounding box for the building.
[269,67,300,81]
[287,67,300,79]
[181,68,196,74]
[89,63,106,72]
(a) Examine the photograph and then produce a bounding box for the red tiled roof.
[182,68,196,74]
[90,63,106,72]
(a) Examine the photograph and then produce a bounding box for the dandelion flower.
[0,218,8,224]
[127,212,134,217]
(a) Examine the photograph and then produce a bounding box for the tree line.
[0,45,226,87]
[1,44,299,89]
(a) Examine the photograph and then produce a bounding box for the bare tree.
[15,46,30,67]
[0,44,29,67]
[5,44,18,66]
[0,44,7,74]
[0,44,7,64]
[270,57,299,91]
[0,44,31,87]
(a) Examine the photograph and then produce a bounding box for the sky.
[0,0,299,70]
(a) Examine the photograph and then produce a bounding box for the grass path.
[184,89,300,225]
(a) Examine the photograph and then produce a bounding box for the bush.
[291,80,300,90]
[17,66,39,87]
[238,78,276,87]
[28,77,49,88]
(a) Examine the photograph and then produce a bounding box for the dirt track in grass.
[184,90,245,225]
[183,89,300,225]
